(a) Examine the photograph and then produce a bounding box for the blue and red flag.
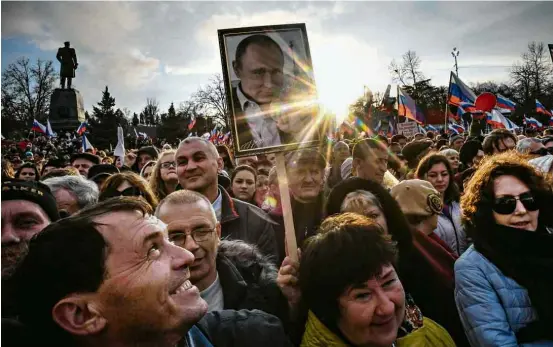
[397,87,425,124]
[76,122,88,135]
[496,94,516,111]
[448,122,465,134]
[447,72,477,107]
[524,116,543,128]
[549,116,553,127]
[486,110,508,129]
[31,119,47,134]
[536,99,552,116]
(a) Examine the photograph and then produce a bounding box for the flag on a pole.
[486,110,508,129]
[425,124,438,132]
[76,122,88,135]
[448,122,465,134]
[447,72,477,106]
[114,126,125,159]
[496,94,516,111]
[31,119,47,134]
[524,116,543,128]
[82,135,94,152]
[505,117,520,131]
[188,118,196,130]
[46,119,56,138]
[397,87,424,123]
[536,99,552,116]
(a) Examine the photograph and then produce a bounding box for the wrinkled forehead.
[94,211,167,251]
[1,199,48,220]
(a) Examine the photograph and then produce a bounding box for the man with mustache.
[175,137,278,261]
[4,198,292,346]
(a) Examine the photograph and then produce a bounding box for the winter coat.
[300,311,455,347]
[435,201,468,256]
[219,186,279,262]
[217,239,288,323]
[454,245,553,347]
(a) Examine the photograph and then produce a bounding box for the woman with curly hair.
[99,171,158,209]
[455,151,553,346]
[416,153,468,256]
[149,150,178,201]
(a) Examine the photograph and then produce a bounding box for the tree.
[389,51,425,88]
[1,57,56,136]
[510,42,553,103]
[191,74,229,129]
[141,98,159,126]
[157,101,194,143]
[88,86,120,149]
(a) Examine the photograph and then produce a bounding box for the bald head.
[156,189,216,223]
[178,137,219,159]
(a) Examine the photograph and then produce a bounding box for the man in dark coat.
[269,149,327,265]
[56,41,78,89]
[156,190,287,322]
[175,137,278,260]
[3,198,292,347]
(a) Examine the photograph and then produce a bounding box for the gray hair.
[516,138,541,154]
[440,148,459,157]
[340,190,383,214]
[43,175,99,210]
[178,137,219,158]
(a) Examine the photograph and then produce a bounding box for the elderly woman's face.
[492,175,539,231]
[337,264,405,347]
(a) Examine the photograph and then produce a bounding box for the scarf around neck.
[473,222,553,343]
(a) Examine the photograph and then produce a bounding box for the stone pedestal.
[49,88,85,131]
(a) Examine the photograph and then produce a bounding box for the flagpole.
[444,71,453,134]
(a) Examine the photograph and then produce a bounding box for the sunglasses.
[492,192,539,215]
[106,186,144,198]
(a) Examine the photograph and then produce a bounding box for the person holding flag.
[76,121,88,136]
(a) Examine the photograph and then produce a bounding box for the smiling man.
[175,137,278,260]
[6,197,292,347]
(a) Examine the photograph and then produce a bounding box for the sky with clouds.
[2,1,552,119]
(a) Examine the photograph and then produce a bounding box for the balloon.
[475,92,497,112]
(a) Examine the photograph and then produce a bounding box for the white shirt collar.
[212,190,222,222]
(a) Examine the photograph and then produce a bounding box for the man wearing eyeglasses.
[156,189,286,320]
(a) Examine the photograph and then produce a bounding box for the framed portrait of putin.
[218,23,321,156]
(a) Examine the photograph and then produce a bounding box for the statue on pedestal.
[56,41,78,89]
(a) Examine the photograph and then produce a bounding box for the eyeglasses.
[106,186,144,198]
[169,227,215,245]
[160,162,177,169]
[492,192,539,215]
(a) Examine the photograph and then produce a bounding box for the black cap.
[2,179,60,222]
[87,164,119,180]
[70,153,101,166]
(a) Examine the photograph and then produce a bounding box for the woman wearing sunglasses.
[99,171,159,209]
[455,152,553,346]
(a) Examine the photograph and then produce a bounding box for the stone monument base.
[49,88,85,131]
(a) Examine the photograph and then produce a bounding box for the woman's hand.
[277,250,302,308]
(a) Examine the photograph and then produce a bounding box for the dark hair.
[231,165,257,185]
[100,172,159,209]
[234,34,283,70]
[326,177,413,257]
[482,129,517,155]
[15,162,40,181]
[376,135,389,146]
[426,131,435,139]
[300,213,397,329]
[459,140,483,167]
[10,197,152,344]
[252,159,273,170]
[216,144,235,170]
[391,134,407,143]
[416,154,460,204]
[352,138,387,160]
[461,151,553,237]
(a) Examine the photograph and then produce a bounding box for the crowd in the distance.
[2,125,553,347]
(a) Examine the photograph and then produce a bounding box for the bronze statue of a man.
[56,41,78,89]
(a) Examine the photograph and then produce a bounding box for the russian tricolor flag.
[496,94,516,111]
[524,116,543,128]
[448,72,477,107]
[448,122,465,134]
[31,119,47,134]
[486,110,508,129]
[397,87,425,123]
[536,99,552,116]
[82,135,95,152]
[76,122,88,135]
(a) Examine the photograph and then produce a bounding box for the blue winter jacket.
[454,245,553,347]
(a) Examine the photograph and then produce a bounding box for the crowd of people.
[2,125,553,347]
